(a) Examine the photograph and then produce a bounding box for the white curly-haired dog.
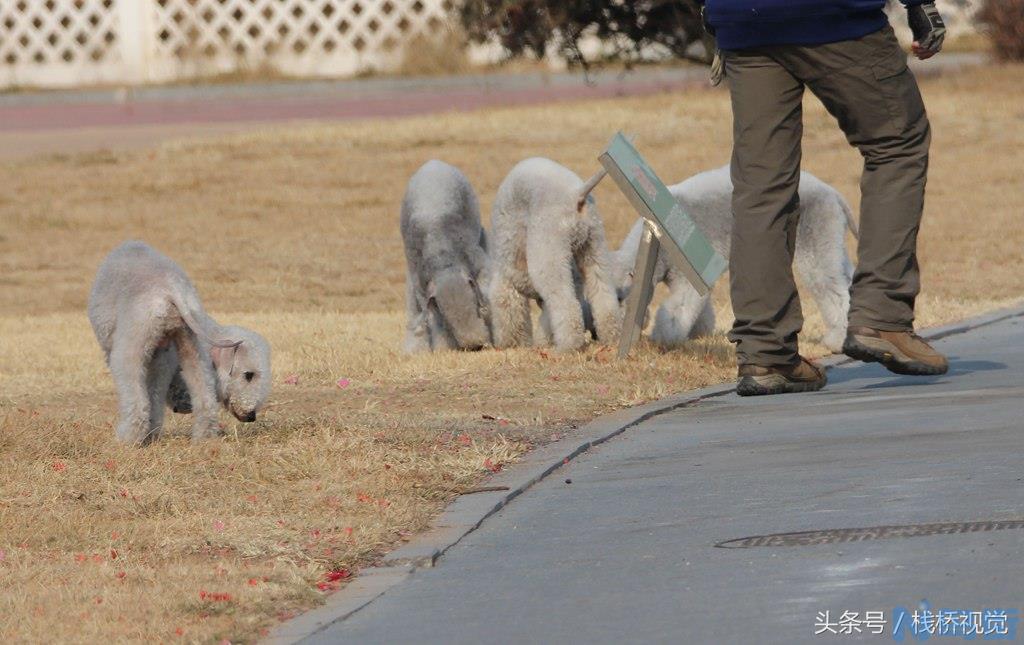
[88,241,271,445]
[613,166,858,352]
[401,160,492,353]
[489,157,622,352]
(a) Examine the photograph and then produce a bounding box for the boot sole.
[736,373,827,397]
[843,335,948,376]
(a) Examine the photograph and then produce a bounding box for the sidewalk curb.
[264,302,1024,644]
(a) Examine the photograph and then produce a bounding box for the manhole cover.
[716,520,1024,548]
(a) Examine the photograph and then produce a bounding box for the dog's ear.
[577,169,608,212]
[210,344,238,372]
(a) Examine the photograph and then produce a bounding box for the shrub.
[977,0,1024,61]
[458,0,709,67]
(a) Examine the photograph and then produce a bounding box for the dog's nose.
[243,412,256,423]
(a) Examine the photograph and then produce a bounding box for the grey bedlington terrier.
[401,160,491,353]
[489,157,622,352]
[613,166,858,352]
[88,241,272,445]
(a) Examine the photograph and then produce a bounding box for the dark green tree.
[459,0,710,67]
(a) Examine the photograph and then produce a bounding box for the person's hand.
[907,2,946,60]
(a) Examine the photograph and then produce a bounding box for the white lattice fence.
[0,0,984,90]
[148,0,459,79]
[0,0,461,89]
[0,0,124,88]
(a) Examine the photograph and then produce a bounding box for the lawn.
[1,63,1022,643]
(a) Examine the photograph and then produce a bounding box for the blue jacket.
[704,0,925,50]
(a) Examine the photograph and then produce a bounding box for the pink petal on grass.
[336,378,351,389]
[284,374,299,385]
[213,520,226,532]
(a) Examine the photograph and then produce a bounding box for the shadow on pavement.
[826,357,1007,389]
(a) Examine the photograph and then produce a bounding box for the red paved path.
[0,75,704,133]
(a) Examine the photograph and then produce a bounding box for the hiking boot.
[736,357,827,397]
[843,326,949,376]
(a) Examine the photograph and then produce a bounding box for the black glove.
[907,2,946,55]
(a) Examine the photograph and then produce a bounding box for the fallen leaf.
[51,461,66,472]
[283,374,299,385]
[199,590,232,602]
[325,569,350,582]
[213,520,226,532]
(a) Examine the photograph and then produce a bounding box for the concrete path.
[309,313,1024,644]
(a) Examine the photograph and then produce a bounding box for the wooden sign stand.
[617,219,661,358]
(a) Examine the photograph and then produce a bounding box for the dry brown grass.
[1,63,1023,643]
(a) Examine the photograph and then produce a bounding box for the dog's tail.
[169,283,243,349]
[837,193,859,240]
[576,169,608,213]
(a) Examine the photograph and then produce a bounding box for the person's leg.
[781,27,930,331]
[724,49,807,368]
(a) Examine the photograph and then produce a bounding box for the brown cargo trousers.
[723,26,931,367]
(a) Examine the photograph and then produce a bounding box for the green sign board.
[600,132,727,294]
[599,132,727,358]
